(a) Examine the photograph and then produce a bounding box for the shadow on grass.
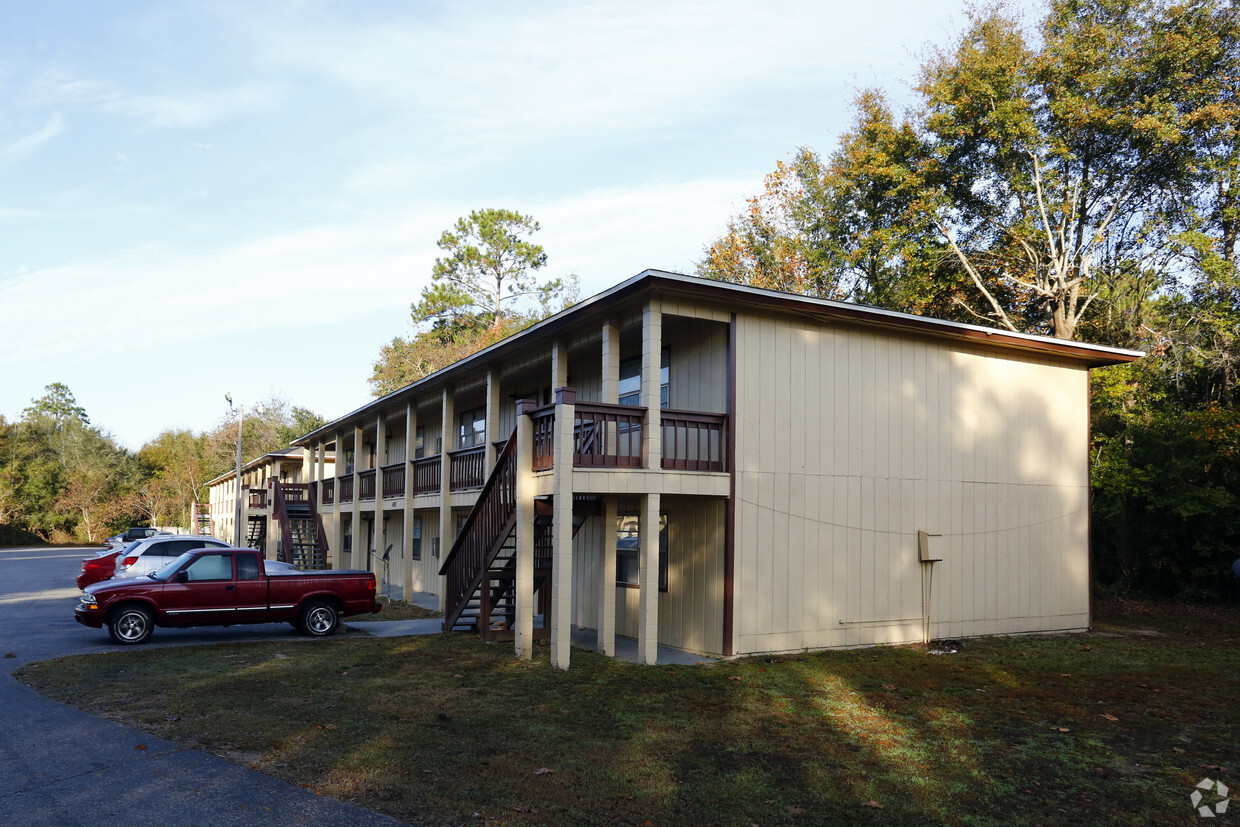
[16,600,1240,825]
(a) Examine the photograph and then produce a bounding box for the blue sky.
[1,1,1012,450]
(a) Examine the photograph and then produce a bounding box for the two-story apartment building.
[207,447,335,565]
[278,270,1140,669]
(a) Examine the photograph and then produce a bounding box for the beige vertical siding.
[663,318,728,413]
[408,509,440,593]
[733,313,1091,655]
[572,495,725,656]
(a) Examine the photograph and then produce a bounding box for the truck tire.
[108,605,154,645]
[299,600,339,637]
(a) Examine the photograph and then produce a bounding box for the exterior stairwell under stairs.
[245,515,267,551]
[438,429,593,639]
[270,481,331,570]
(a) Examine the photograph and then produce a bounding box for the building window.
[412,516,422,560]
[618,349,670,408]
[458,406,486,449]
[616,513,668,591]
[415,425,426,459]
[344,449,355,475]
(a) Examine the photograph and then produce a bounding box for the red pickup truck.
[75,547,379,644]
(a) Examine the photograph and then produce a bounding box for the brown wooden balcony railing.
[322,478,335,504]
[574,402,644,468]
[528,404,727,472]
[247,488,267,509]
[381,463,405,498]
[413,456,441,494]
[281,483,307,504]
[530,405,556,471]
[449,446,486,490]
[338,475,354,503]
[358,469,376,501]
[661,411,726,471]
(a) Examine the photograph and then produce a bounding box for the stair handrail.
[304,480,331,569]
[439,426,518,631]
[269,480,296,564]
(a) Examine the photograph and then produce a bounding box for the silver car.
[115,535,232,578]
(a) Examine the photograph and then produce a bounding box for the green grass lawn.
[18,599,1239,825]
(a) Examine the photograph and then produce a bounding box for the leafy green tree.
[415,208,557,329]
[371,210,576,396]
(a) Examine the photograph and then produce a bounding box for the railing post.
[514,397,536,660]
[551,387,576,670]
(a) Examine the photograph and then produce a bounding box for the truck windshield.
[152,551,198,582]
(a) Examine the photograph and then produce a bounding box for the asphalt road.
[0,545,410,826]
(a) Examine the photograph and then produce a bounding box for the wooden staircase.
[438,429,594,637]
[271,482,330,569]
[245,516,266,550]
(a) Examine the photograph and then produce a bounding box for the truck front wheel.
[299,600,339,637]
[108,605,154,645]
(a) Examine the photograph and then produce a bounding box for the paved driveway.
[0,546,409,826]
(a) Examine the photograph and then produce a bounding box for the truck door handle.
[225,584,236,591]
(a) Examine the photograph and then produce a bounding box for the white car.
[115,535,232,578]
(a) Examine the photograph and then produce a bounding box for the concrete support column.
[551,339,569,390]
[638,492,661,666]
[437,387,455,610]
[598,496,618,656]
[305,446,315,484]
[332,429,345,569]
[316,441,326,486]
[514,398,536,660]
[352,424,363,568]
[485,369,500,474]
[374,413,387,581]
[642,299,662,469]
[403,401,416,599]
[551,387,576,670]
[601,321,619,404]
[375,414,387,474]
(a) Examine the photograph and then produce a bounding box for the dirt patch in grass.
[17,599,1239,825]
[370,599,441,621]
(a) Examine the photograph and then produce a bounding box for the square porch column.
[601,320,619,403]
[331,429,346,569]
[485,369,500,475]
[374,413,387,581]
[438,387,455,611]
[598,496,618,656]
[642,299,662,468]
[638,492,661,666]
[551,386,576,670]
[352,424,363,569]
[514,398,537,660]
[403,401,417,599]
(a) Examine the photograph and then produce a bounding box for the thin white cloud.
[1,113,63,164]
[237,0,951,145]
[96,82,279,129]
[0,174,754,370]
[27,70,278,129]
